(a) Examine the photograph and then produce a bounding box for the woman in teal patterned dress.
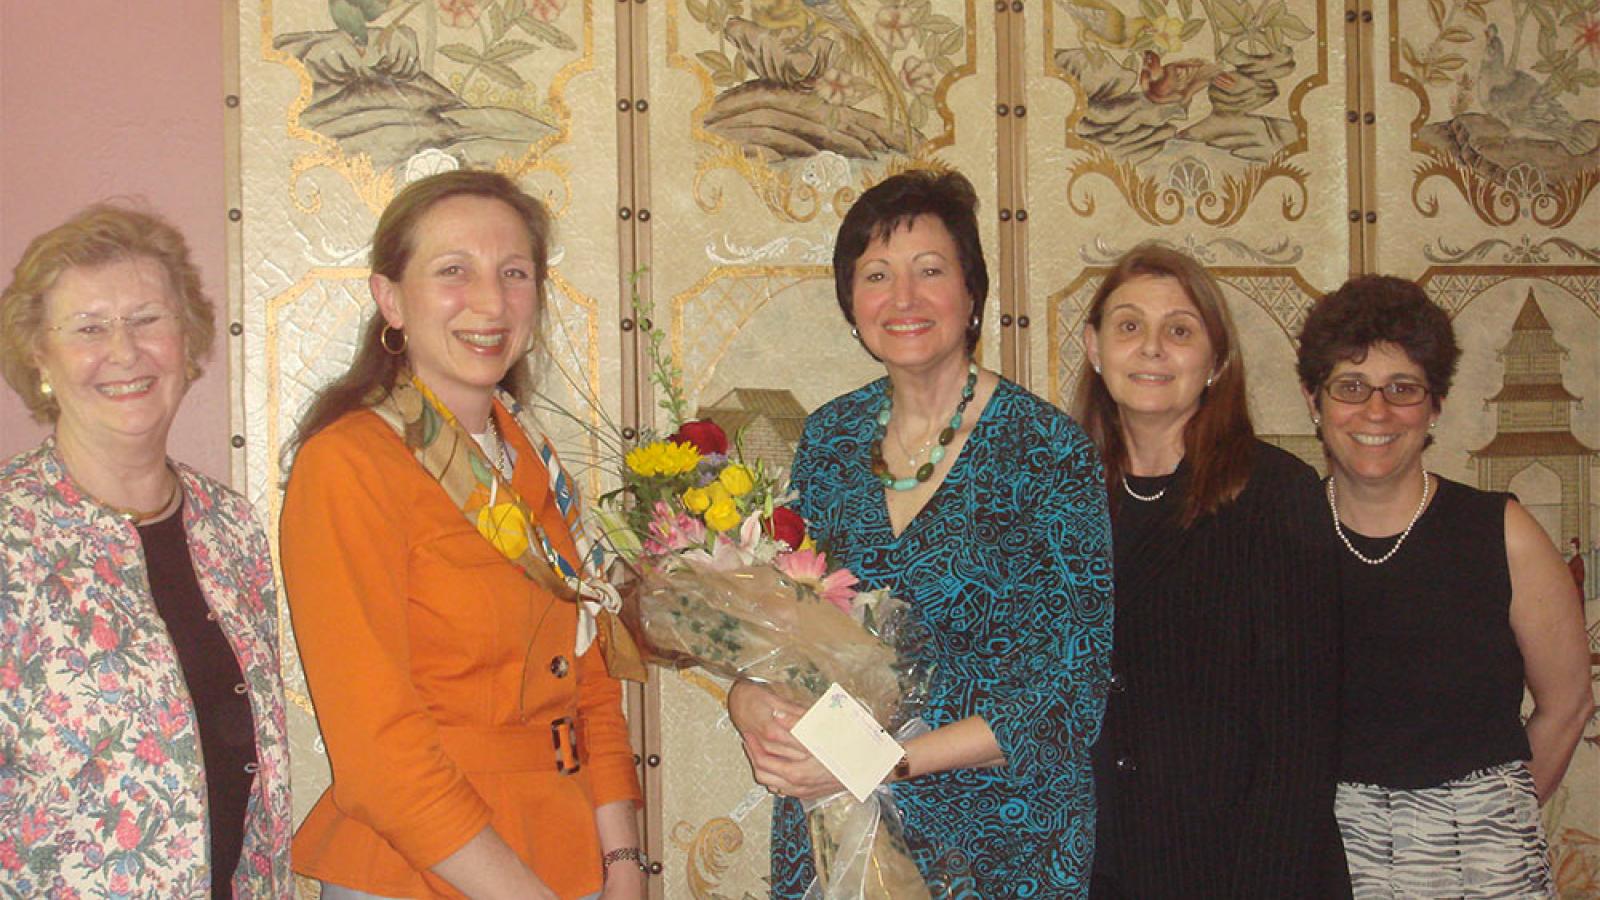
[727,169,1114,897]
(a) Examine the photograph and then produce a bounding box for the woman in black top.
[1296,276,1591,898]
[1074,244,1349,897]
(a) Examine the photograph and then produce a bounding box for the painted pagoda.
[1471,289,1595,547]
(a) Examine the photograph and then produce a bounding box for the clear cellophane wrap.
[625,561,933,900]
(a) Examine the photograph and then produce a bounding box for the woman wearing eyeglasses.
[0,205,293,897]
[1296,276,1592,898]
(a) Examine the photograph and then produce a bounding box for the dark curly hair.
[1296,275,1459,411]
[832,167,988,356]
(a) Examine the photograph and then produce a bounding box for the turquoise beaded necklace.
[870,363,979,492]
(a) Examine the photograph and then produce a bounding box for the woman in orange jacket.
[280,170,644,899]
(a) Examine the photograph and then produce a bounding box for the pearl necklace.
[1327,470,1431,566]
[871,364,978,492]
[1121,474,1168,502]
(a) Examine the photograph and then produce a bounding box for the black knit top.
[1337,476,1530,789]
[1091,440,1350,898]
[137,508,259,899]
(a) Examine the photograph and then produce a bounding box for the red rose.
[669,419,728,455]
[765,506,807,551]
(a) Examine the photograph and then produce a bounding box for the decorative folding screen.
[232,0,1599,895]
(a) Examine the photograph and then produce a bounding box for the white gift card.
[789,683,904,803]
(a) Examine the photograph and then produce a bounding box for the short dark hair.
[1296,275,1459,410]
[832,168,988,355]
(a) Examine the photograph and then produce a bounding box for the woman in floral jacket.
[0,204,294,898]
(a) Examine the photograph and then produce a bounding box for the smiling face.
[34,257,189,453]
[371,194,540,422]
[1084,274,1216,429]
[849,214,973,376]
[1304,341,1438,492]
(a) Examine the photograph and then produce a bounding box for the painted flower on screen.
[901,56,938,94]
[437,0,482,28]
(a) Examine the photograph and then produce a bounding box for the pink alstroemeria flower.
[777,549,858,613]
[644,501,707,556]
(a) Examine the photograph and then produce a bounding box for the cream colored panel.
[237,2,626,886]
[1370,4,1599,887]
[642,0,996,891]
[1028,0,1352,436]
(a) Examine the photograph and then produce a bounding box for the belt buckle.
[552,716,581,775]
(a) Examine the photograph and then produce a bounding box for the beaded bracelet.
[603,846,648,874]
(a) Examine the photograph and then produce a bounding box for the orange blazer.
[281,407,641,899]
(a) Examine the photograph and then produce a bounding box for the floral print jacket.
[0,440,293,898]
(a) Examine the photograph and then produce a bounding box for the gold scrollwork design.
[670,817,749,899]
[1411,148,1600,229]
[1066,147,1309,228]
[692,151,829,222]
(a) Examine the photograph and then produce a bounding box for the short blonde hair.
[0,203,214,422]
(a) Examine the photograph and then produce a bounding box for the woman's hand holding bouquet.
[593,417,932,900]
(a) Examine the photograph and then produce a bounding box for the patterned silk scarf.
[367,373,646,682]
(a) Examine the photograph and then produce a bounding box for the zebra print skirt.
[1335,761,1553,899]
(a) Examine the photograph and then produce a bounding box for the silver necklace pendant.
[1328,470,1431,566]
[1121,474,1168,502]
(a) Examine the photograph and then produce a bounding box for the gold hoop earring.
[380,325,408,355]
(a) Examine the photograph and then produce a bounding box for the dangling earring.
[1311,415,1321,428]
[380,325,408,355]
[39,377,53,397]
[851,326,860,340]
[969,313,980,331]
[1205,374,1216,388]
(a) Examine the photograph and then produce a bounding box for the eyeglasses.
[1323,377,1431,407]
[45,311,181,346]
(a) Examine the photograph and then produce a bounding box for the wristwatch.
[603,846,650,875]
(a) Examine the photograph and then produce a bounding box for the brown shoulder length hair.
[1069,243,1255,527]
[284,170,552,461]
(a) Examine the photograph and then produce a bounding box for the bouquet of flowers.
[583,299,933,899]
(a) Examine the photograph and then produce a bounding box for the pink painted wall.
[0,2,230,482]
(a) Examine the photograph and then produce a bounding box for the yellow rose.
[682,486,712,513]
[475,503,530,559]
[706,483,732,505]
[704,499,742,532]
[626,441,701,478]
[718,464,755,496]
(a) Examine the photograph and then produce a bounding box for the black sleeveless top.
[1337,476,1531,789]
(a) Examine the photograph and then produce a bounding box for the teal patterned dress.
[771,378,1114,898]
